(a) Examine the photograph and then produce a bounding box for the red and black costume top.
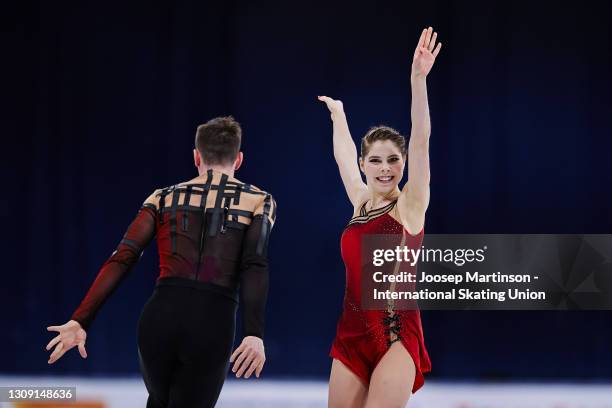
[330,200,431,393]
[71,169,277,339]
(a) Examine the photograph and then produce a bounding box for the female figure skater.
[45,116,277,408]
[319,27,441,407]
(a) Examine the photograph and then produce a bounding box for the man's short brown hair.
[195,116,242,166]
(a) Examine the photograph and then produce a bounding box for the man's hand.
[229,336,265,379]
[46,320,88,364]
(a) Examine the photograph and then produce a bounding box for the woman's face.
[359,140,405,195]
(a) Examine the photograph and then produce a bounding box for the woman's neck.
[368,188,400,210]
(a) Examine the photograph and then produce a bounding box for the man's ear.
[234,151,244,171]
[193,149,201,168]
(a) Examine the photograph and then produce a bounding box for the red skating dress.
[329,200,431,393]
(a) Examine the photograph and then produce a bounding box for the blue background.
[4,1,612,380]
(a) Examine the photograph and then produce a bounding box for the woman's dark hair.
[360,126,406,158]
[195,116,242,165]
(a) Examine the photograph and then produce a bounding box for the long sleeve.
[71,204,157,330]
[239,194,276,339]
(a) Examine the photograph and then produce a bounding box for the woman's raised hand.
[318,95,344,116]
[46,320,88,364]
[412,27,442,78]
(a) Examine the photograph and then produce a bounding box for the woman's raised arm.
[398,27,442,235]
[318,96,368,208]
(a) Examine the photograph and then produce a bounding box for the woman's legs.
[364,342,416,408]
[328,359,368,408]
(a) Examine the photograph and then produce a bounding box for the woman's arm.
[318,96,368,208]
[398,27,442,235]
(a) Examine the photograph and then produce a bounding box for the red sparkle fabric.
[329,211,432,393]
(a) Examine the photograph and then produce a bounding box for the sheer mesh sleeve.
[239,194,276,339]
[71,194,158,330]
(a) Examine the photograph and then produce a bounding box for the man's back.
[150,169,276,287]
[72,168,276,338]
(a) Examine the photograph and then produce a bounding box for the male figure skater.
[46,116,277,407]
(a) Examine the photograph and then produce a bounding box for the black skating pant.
[137,278,238,408]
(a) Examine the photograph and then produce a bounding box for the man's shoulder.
[146,174,275,212]
[230,176,273,198]
[230,177,276,222]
